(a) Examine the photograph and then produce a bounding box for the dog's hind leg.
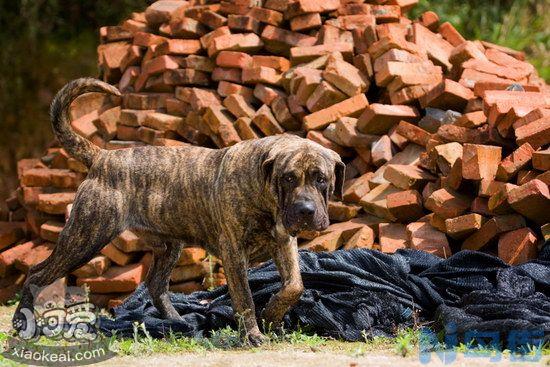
[145,239,183,320]
[13,185,126,330]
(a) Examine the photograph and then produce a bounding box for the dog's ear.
[323,149,345,200]
[261,152,276,185]
[333,159,345,200]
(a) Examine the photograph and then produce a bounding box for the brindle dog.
[13,78,345,345]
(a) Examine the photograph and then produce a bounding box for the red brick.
[37,192,75,215]
[242,66,281,85]
[163,17,208,39]
[207,33,263,57]
[420,79,474,110]
[372,49,424,73]
[200,10,228,29]
[342,226,375,250]
[143,112,182,132]
[290,43,354,65]
[449,41,488,66]
[290,13,322,32]
[424,187,471,219]
[228,14,261,33]
[462,143,502,180]
[488,183,517,215]
[462,214,526,251]
[328,201,361,222]
[145,1,188,25]
[300,231,343,252]
[223,94,256,119]
[407,222,450,258]
[101,243,138,266]
[200,26,231,49]
[39,221,63,243]
[0,222,25,251]
[395,121,431,147]
[306,81,347,112]
[379,223,408,253]
[217,81,255,101]
[386,190,424,223]
[252,105,285,136]
[171,263,207,283]
[271,97,301,130]
[455,111,487,128]
[360,183,402,221]
[532,149,550,171]
[495,143,534,181]
[234,117,260,140]
[306,131,353,158]
[498,228,538,265]
[323,56,369,97]
[343,173,372,203]
[112,230,145,253]
[375,61,441,87]
[507,179,550,224]
[513,108,550,130]
[515,117,550,149]
[77,262,146,293]
[357,104,419,135]
[371,135,393,167]
[384,164,436,190]
[412,23,454,71]
[285,0,341,19]
[303,94,369,131]
[331,117,377,148]
[14,242,54,273]
[261,25,317,55]
[252,55,290,72]
[419,11,439,31]
[0,240,37,277]
[445,213,485,239]
[73,255,111,278]
[438,22,466,47]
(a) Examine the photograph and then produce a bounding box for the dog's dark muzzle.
[283,200,329,234]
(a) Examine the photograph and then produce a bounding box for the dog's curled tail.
[50,78,121,168]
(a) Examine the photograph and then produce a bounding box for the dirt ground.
[97,351,548,367]
[0,305,547,367]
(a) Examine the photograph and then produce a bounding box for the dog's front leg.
[219,235,266,346]
[262,236,304,329]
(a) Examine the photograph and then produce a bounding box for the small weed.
[394,328,419,357]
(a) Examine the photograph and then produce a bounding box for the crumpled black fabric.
[99,244,550,341]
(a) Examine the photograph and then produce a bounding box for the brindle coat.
[13,78,345,345]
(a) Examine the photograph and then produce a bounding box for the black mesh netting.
[99,244,550,341]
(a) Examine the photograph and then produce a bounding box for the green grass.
[0,322,548,366]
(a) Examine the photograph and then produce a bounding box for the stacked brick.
[0,0,549,307]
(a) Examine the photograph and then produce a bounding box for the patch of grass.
[394,328,419,357]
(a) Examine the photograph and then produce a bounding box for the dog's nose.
[297,201,315,217]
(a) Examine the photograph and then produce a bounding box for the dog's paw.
[247,331,268,347]
[12,313,25,332]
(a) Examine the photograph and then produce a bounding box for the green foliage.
[393,328,419,357]
[0,1,149,204]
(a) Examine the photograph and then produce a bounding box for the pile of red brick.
[1,0,549,308]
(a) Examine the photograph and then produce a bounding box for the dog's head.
[262,135,345,236]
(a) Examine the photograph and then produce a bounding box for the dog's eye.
[317,176,326,185]
[284,175,296,183]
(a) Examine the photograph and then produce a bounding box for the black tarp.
[99,245,550,343]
